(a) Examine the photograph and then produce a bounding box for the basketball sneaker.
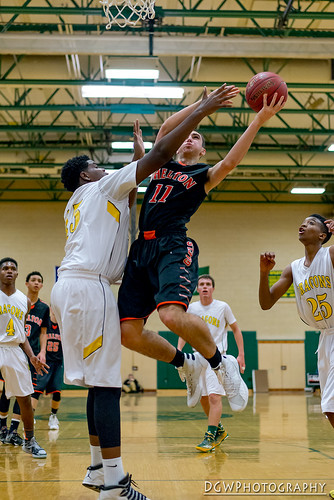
[196,431,216,452]
[82,463,104,492]
[214,355,248,412]
[4,430,24,446]
[181,353,206,408]
[0,427,8,443]
[98,473,150,499]
[23,436,47,458]
[215,424,228,447]
[48,413,59,430]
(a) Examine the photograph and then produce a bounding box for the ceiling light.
[291,187,325,194]
[82,85,184,99]
[105,69,159,80]
[112,141,153,149]
[328,144,334,151]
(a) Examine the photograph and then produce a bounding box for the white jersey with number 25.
[291,246,334,331]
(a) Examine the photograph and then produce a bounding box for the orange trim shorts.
[118,233,199,321]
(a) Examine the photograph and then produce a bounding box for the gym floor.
[0,390,333,500]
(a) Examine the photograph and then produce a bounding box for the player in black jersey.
[0,271,49,445]
[31,309,63,431]
[25,271,49,367]
[119,92,285,408]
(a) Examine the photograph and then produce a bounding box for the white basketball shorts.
[0,345,34,397]
[199,354,226,397]
[318,330,334,414]
[51,271,122,388]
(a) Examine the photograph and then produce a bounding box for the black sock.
[205,347,222,370]
[0,417,7,429]
[51,409,58,415]
[169,349,185,368]
[25,430,34,441]
[9,419,20,433]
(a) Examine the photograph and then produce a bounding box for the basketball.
[245,72,288,112]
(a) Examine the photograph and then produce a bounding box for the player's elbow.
[259,301,273,310]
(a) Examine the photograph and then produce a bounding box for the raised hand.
[132,119,145,160]
[198,83,240,116]
[260,252,276,273]
[325,219,334,234]
[256,93,285,123]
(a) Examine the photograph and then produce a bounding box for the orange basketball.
[246,72,288,112]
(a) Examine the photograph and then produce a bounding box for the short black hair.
[0,257,18,269]
[198,274,215,288]
[61,155,90,192]
[26,271,43,283]
[309,214,332,245]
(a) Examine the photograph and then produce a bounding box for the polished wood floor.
[0,390,333,499]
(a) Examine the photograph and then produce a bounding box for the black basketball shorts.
[34,362,63,395]
[118,233,199,321]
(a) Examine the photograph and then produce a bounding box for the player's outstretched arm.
[129,120,145,208]
[155,84,239,144]
[259,253,293,310]
[136,85,236,184]
[324,219,334,266]
[132,119,145,161]
[205,93,285,193]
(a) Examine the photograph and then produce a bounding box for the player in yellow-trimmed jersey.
[0,257,48,458]
[259,214,334,429]
[51,86,238,500]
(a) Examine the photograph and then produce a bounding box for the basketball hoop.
[100,0,155,29]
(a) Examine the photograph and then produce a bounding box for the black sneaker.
[23,436,47,458]
[4,430,24,446]
[0,427,8,444]
[99,473,150,499]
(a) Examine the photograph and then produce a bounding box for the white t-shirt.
[59,161,137,283]
[291,246,334,331]
[0,289,28,345]
[188,299,236,353]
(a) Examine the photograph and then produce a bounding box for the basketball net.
[100,0,155,28]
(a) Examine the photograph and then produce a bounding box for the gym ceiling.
[0,0,333,203]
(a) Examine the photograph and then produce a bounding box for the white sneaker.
[215,355,248,412]
[98,473,150,499]
[22,436,47,458]
[48,414,59,430]
[82,463,104,492]
[182,353,205,408]
[176,366,186,382]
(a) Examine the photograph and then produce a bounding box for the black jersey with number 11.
[139,160,209,234]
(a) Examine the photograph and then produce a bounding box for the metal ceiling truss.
[0,1,333,202]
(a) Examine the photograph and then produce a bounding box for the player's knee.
[158,305,184,331]
[121,321,142,349]
[208,394,221,407]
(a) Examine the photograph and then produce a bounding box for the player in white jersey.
[259,214,334,429]
[0,257,48,458]
[50,87,239,500]
[178,274,246,451]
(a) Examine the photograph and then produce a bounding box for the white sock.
[103,457,125,486]
[90,444,102,467]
